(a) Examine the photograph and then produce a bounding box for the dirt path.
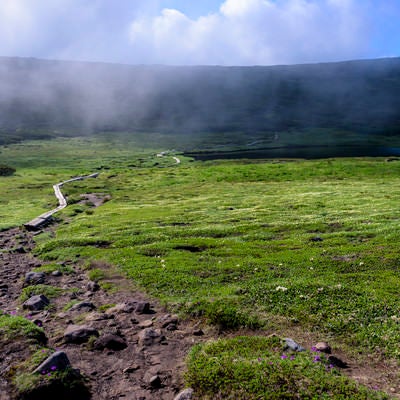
[0,225,213,399]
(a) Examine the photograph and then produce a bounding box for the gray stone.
[64,325,99,344]
[138,328,162,346]
[135,301,151,314]
[25,272,46,285]
[149,375,162,388]
[159,314,179,328]
[52,270,62,277]
[284,338,306,352]
[33,351,71,374]
[23,294,50,311]
[123,364,140,374]
[315,342,332,354]
[106,303,135,315]
[174,388,194,400]
[94,334,127,351]
[138,320,153,328]
[70,301,96,312]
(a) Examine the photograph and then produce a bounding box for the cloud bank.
[0,0,393,65]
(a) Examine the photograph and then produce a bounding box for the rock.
[315,342,332,354]
[166,323,177,331]
[106,303,135,314]
[52,270,62,277]
[135,301,151,314]
[193,329,204,336]
[159,314,179,328]
[138,328,162,346]
[70,301,96,312]
[149,375,162,388]
[64,325,99,344]
[33,351,71,374]
[85,312,112,322]
[138,320,153,328]
[328,355,348,369]
[174,388,194,400]
[87,281,100,292]
[123,364,140,374]
[94,334,127,351]
[25,272,46,285]
[23,294,50,311]
[284,338,306,352]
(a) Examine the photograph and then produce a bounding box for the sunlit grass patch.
[186,336,390,399]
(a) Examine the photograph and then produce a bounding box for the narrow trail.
[24,172,99,230]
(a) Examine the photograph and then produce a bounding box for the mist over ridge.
[1,56,400,151]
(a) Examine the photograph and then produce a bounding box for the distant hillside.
[0,57,400,148]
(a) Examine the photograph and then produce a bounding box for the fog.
[0,56,399,142]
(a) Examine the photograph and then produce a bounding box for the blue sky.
[0,0,398,66]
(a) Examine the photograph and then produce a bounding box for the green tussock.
[0,313,45,342]
[19,285,63,303]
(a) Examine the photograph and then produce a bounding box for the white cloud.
[0,0,385,66]
[128,0,371,65]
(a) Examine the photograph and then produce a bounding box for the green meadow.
[1,134,399,398]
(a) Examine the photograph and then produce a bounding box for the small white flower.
[254,267,258,271]
[359,262,364,266]
[310,257,314,261]
[276,286,288,292]
[317,287,324,293]
[309,267,314,270]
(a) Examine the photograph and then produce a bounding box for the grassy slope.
[1,136,399,397]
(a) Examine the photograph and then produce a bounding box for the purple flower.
[281,354,288,360]
[47,373,51,377]
[10,311,16,315]
[26,314,32,319]
[313,356,321,362]
[51,366,57,371]
[290,355,295,361]
[311,346,318,352]
[41,370,46,375]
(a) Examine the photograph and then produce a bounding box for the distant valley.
[1,56,400,155]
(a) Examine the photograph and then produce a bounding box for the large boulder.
[23,294,50,311]
[25,272,46,285]
[64,325,99,344]
[94,334,127,351]
[33,351,71,374]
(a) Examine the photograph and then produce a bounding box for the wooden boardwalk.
[24,173,99,230]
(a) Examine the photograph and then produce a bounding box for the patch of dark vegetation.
[0,164,16,176]
[172,244,207,253]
